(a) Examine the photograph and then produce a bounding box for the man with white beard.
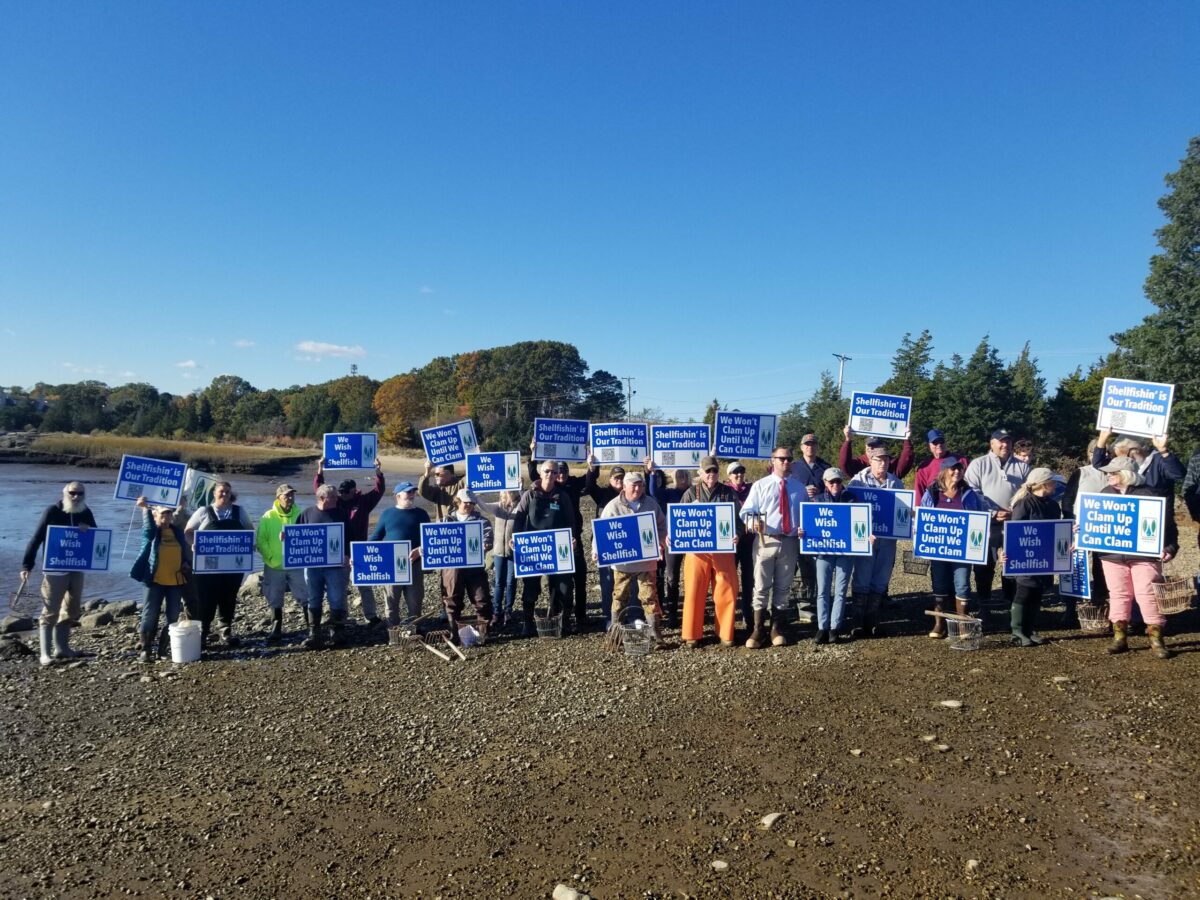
[21,481,99,666]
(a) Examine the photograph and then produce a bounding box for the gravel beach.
[3,476,1199,898]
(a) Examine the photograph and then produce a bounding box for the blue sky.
[2,2,1197,422]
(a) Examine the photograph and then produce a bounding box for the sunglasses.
[773,456,793,462]
[67,491,85,497]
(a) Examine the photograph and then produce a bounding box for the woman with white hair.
[1004,467,1063,647]
[1095,456,1178,659]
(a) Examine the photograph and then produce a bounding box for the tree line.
[4,136,1197,466]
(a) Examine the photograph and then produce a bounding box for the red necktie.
[779,479,791,534]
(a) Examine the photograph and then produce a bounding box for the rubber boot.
[38,623,54,667]
[266,609,283,644]
[928,596,947,638]
[139,631,155,664]
[1147,624,1173,660]
[328,609,346,646]
[645,612,666,648]
[302,606,311,629]
[521,601,537,639]
[860,592,881,639]
[745,609,767,649]
[955,596,970,617]
[157,625,170,659]
[848,591,867,635]
[52,622,82,660]
[1024,594,1045,645]
[770,609,788,647]
[220,621,240,648]
[1107,620,1129,654]
[1010,602,1033,647]
[303,607,325,650]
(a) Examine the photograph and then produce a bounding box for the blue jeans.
[306,566,348,612]
[815,555,854,632]
[930,561,972,599]
[493,555,517,617]
[852,539,897,595]
[140,583,184,634]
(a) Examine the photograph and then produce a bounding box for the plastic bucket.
[169,620,202,663]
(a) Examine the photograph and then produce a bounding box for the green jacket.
[256,501,304,569]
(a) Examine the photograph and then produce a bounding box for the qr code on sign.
[602,449,615,462]
[1110,412,1127,429]
[662,452,676,466]
[544,444,556,457]
[857,418,874,432]
[204,556,219,570]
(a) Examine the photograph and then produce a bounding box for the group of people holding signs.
[18,375,1192,662]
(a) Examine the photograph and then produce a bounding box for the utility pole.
[832,353,852,397]
[622,377,636,419]
[503,398,511,419]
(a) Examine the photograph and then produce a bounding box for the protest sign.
[350,540,414,586]
[798,503,873,556]
[513,528,576,577]
[667,503,736,553]
[323,432,378,470]
[420,521,486,570]
[846,486,915,540]
[1095,377,1174,438]
[848,391,911,437]
[532,418,590,462]
[592,512,660,568]
[912,508,991,564]
[42,526,113,572]
[1058,550,1092,600]
[282,523,345,569]
[182,469,221,510]
[589,423,649,466]
[115,455,187,506]
[466,452,521,492]
[420,420,478,467]
[1075,492,1165,558]
[713,412,776,459]
[193,530,255,574]
[650,424,711,468]
[1002,520,1073,576]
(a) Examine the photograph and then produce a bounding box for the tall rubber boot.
[1107,620,1129,654]
[266,609,283,644]
[1024,594,1045,645]
[770,608,788,647]
[220,620,240,648]
[52,622,82,660]
[302,606,311,629]
[139,631,155,664]
[861,592,881,639]
[1147,624,1173,660]
[955,596,970,617]
[928,596,947,638]
[303,607,325,650]
[745,608,767,649]
[38,623,54,667]
[1010,601,1033,646]
[849,591,867,634]
[328,609,346,646]
[157,625,170,659]
[645,611,666,648]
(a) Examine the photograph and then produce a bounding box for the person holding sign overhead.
[21,480,98,665]
[839,425,914,480]
[677,456,741,648]
[130,496,192,663]
[1093,456,1178,659]
[1001,468,1063,647]
[419,461,463,522]
[1091,430,1184,500]
[738,447,805,649]
[184,481,253,649]
[315,457,385,625]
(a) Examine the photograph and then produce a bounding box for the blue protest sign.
[592,512,660,568]
[1058,550,1092,600]
[848,391,912,438]
[589,423,650,466]
[323,432,378,470]
[420,521,486,570]
[513,528,576,577]
[282,523,345,569]
[114,455,187,506]
[194,530,255,574]
[650,425,711,468]
[713,412,776,459]
[350,540,414,586]
[42,526,113,572]
[912,508,991,564]
[466,452,522,492]
[420,420,479,467]
[1075,492,1165,558]
[1002,520,1073,576]
[1096,377,1174,438]
[533,418,590,462]
[798,503,873,556]
[667,503,736,554]
[846,487,915,540]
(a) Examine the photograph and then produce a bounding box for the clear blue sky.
[2,2,1197,422]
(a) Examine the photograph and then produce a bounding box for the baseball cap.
[1099,456,1136,474]
[991,429,1012,441]
[623,471,645,484]
[275,483,297,497]
[393,481,417,494]
[927,429,945,443]
[727,461,746,474]
[698,455,719,473]
[823,467,847,482]
[801,433,818,445]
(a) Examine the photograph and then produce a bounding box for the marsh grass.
[31,433,319,473]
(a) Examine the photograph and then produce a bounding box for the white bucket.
[168,620,202,663]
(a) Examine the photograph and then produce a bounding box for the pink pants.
[1099,558,1165,626]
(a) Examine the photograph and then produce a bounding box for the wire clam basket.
[534,610,563,639]
[1074,602,1111,632]
[945,615,983,651]
[621,621,654,659]
[1152,570,1195,616]
[902,550,930,576]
